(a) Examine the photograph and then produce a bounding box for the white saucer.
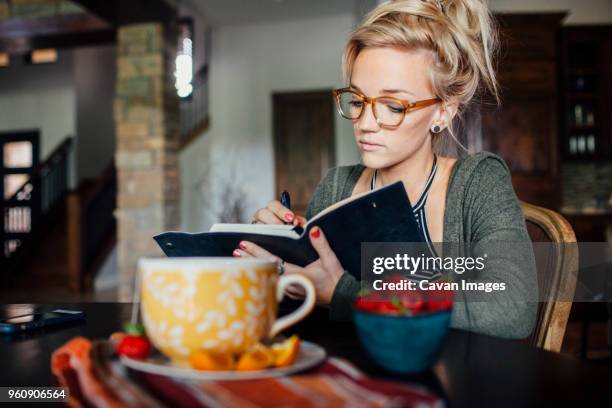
[120,341,327,381]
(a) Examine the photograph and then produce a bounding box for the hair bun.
[440,0,493,40]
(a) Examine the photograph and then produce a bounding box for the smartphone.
[0,309,86,334]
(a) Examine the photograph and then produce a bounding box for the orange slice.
[271,335,301,368]
[189,350,235,371]
[236,344,275,371]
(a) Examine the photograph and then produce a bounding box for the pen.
[280,190,304,234]
[280,190,291,210]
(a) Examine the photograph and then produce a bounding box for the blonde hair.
[343,0,499,154]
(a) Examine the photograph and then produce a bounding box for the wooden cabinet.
[481,14,566,209]
[560,26,612,161]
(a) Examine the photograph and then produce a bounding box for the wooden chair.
[521,202,579,352]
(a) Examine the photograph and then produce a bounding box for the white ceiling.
[186,0,360,26]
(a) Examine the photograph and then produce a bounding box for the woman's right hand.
[252,200,307,226]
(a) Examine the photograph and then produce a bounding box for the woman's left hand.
[233,226,344,305]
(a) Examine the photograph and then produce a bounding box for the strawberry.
[424,289,453,312]
[400,299,425,313]
[355,277,454,315]
[117,335,151,360]
[116,322,151,360]
[375,301,401,314]
[354,297,379,312]
[394,287,425,313]
[426,300,453,312]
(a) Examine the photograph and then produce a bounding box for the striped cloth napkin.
[51,337,443,408]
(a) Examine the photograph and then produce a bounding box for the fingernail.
[233,250,241,257]
[284,213,294,222]
[310,227,320,239]
[239,242,247,250]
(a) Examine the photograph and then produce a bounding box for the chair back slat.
[521,202,578,352]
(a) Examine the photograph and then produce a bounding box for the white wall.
[0,46,116,186]
[490,0,612,24]
[74,45,117,182]
[180,13,359,232]
[0,50,76,165]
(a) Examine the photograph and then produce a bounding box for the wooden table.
[1,303,611,407]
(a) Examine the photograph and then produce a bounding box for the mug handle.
[269,274,316,338]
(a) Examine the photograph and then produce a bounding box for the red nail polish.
[284,213,294,222]
[310,227,320,239]
[233,250,241,257]
[239,242,247,250]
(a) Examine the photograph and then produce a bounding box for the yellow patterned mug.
[138,257,316,362]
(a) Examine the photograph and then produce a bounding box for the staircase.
[179,64,210,148]
[0,137,117,299]
[66,161,117,292]
[1,137,72,283]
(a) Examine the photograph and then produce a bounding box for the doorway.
[272,90,335,215]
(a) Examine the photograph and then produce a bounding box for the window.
[3,141,33,168]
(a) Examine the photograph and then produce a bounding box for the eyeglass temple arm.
[410,98,442,109]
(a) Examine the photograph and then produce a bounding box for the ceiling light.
[31,48,58,64]
[0,53,9,67]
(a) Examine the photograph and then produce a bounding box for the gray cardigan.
[304,152,538,339]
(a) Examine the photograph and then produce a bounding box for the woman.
[233,0,537,339]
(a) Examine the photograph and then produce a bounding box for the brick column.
[114,23,180,301]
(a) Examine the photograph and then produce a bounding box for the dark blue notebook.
[154,181,423,278]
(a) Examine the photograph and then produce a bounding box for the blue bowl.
[353,309,451,374]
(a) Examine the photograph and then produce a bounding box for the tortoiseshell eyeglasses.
[333,88,441,128]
